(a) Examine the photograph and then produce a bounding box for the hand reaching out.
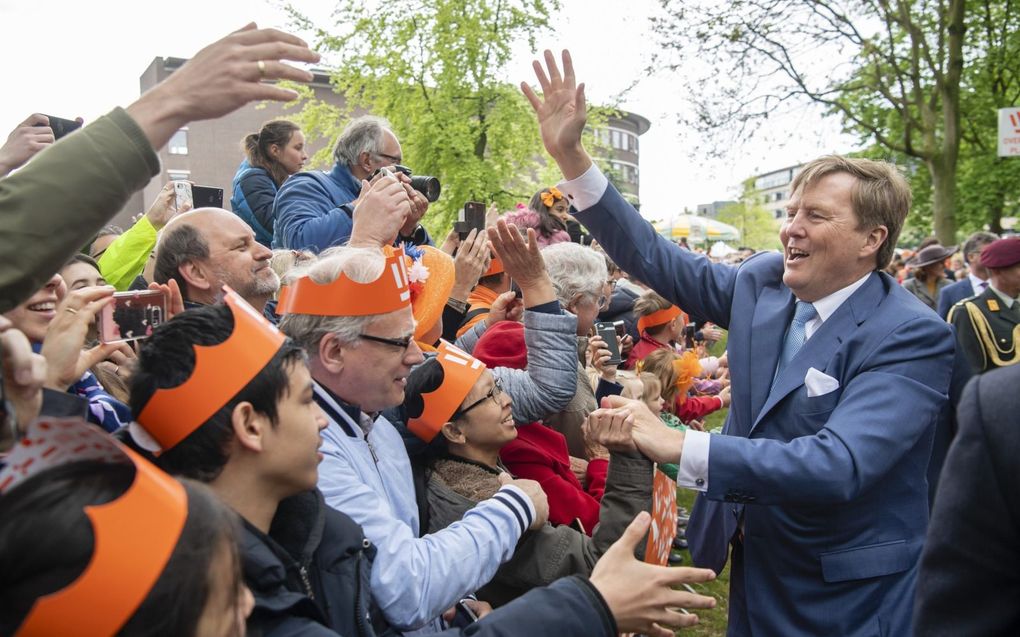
[590,511,717,636]
[0,113,59,177]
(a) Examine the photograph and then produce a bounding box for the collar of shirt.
[801,272,872,340]
[968,272,989,292]
[314,382,379,435]
[988,284,1018,309]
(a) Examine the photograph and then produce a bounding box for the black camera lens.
[410,176,441,202]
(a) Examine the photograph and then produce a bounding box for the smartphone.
[173,181,193,214]
[192,185,224,209]
[684,324,696,350]
[39,115,82,140]
[455,201,486,240]
[98,290,167,344]
[595,322,623,366]
[613,320,626,338]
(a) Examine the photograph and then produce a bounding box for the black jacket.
[914,364,1020,635]
[243,489,393,637]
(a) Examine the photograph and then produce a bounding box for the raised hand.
[520,50,593,179]
[450,229,490,301]
[40,286,117,391]
[126,23,320,150]
[590,511,717,636]
[0,114,55,177]
[349,176,412,248]
[487,219,556,307]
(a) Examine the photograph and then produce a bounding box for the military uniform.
[949,286,1020,375]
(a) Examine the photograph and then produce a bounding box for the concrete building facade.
[752,163,804,220]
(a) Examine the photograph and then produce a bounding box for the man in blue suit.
[521,50,954,636]
[935,231,998,319]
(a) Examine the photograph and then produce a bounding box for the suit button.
[696,478,705,487]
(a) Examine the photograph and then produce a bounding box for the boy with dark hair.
[129,291,392,636]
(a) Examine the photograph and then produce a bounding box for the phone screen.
[458,201,486,239]
[98,291,167,344]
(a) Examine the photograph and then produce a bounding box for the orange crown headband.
[135,286,286,454]
[0,418,187,637]
[637,305,683,335]
[484,253,505,277]
[407,340,487,442]
[277,247,411,316]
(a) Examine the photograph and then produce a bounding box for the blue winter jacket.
[273,163,434,253]
[230,160,279,247]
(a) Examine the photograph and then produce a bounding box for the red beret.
[980,238,1020,268]
[473,320,527,370]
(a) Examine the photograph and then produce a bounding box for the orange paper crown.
[0,418,187,637]
[484,253,505,277]
[407,340,487,442]
[136,286,286,453]
[277,247,411,316]
[637,305,683,335]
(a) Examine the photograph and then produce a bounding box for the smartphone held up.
[97,290,167,344]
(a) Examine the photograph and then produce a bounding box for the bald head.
[155,208,278,308]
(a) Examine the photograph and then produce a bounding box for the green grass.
[674,334,730,635]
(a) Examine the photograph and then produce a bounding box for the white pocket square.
[804,367,840,397]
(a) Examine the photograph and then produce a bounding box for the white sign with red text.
[999,107,1020,157]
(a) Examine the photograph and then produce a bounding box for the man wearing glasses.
[273,114,434,252]
[278,221,587,631]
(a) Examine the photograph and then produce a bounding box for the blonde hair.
[639,349,680,409]
[790,155,911,270]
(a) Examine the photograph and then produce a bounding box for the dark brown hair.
[243,120,302,187]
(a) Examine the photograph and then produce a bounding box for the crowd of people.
[0,26,1017,637]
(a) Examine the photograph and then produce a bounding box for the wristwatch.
[446,298,468,314]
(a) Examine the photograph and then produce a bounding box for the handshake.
[585,395,686,465]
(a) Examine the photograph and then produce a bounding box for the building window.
[168,129,188,155]
[775,209,784,219]
[167,170,191,182]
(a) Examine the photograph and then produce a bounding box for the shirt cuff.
[492,484,537,534]
[675,430,710,492]
[557,163,609,213]
[527,300,562,315]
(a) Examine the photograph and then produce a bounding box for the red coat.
[500,422,606,535]
[674,394,724,424]
[623,332,671,370]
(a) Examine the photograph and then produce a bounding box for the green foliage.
[283,0,609,236]
[717,179,781,251]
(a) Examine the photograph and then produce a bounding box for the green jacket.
[97,215,158,290]
[0,108,158,312]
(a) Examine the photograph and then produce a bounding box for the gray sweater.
[455,310,578,425]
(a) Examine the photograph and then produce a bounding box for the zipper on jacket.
[354,547,370,637]
[299,564,314,600]
[365,435,379,464]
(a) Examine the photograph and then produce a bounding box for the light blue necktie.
[777,301,817,374]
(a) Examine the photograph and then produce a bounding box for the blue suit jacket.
[576,184,954,636]
[935,277,974,320]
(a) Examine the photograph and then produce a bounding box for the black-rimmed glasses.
[359,333,414,351]
[452,378,505,420]
[374,152,403,165]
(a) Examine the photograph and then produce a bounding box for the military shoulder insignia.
[988,299,1000,312]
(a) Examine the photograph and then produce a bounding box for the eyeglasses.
[374,152,403,165]
[596,294,609,311]
[452,378,505,420]
[359,332,415,351]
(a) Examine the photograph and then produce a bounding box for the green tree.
[717,179,782,251]
[284,0,618,233]
[653,0,975,243]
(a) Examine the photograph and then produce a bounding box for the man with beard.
[154,208,280,312]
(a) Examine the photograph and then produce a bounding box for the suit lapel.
[746,285,794,436]
[751,273,884,433]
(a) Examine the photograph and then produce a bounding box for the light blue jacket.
[314,385,535,633]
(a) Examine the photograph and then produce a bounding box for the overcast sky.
[0,0,858,221]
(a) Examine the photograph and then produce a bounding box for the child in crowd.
[638,348,729,428]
